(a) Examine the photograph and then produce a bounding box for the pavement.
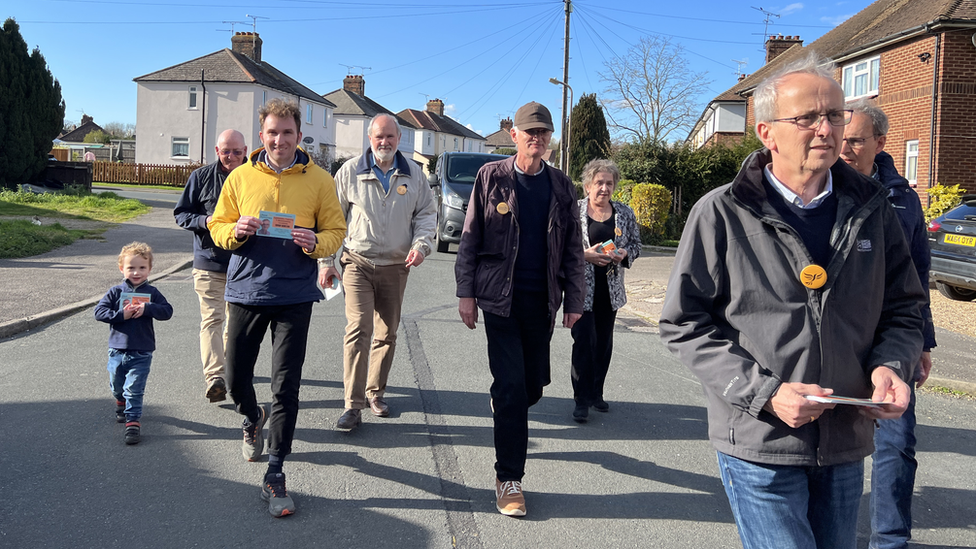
[0,191,974,548]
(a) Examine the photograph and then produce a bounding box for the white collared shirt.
[763,165,833,209]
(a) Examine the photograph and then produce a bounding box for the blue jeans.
[870,383,918,549]
[107,349,153,422]
[717,452,863,549]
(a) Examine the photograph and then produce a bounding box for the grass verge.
[0,189,152,259]
[0,219,94,258]
[0,189,151,222]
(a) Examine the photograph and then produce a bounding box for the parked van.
[427,151,510,252]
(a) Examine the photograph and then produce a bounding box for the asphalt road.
[1,248,974,548]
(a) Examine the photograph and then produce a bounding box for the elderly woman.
[571,159,641,423]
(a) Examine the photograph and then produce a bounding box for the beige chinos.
[340,250,409,410]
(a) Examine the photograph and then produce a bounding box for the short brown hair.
[118,241,153,269]
[259,98,301,131]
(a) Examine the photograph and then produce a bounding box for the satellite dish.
[303,137,314,144]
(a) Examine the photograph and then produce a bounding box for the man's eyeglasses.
[841,136,880,149]
[771,109,853,130]
[521,128,552,137]
[219,149,246,156]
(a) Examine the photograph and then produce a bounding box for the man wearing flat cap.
[455,101,585,517]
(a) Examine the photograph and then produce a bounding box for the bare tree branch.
[600,36,711,145]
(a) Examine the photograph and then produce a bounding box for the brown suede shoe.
[368,396,390,417]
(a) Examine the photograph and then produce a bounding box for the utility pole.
[560,0,572,174]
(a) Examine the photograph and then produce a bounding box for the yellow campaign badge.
[496,202,510,215]
[800,264,827,289]
[614,227,622,236]
[396,185,407,195]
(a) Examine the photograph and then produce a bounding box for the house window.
[905,140,919,187]
[453,137,458,150]
[323,110,328,127]
[172,137,189,158]
[263,90,267,105]
[306,104,313,124]
[842,56,880,98]
[188,86,198,109]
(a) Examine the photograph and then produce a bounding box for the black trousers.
[570,279,616,406]
[225,301,312,458]
[483,289,551,482]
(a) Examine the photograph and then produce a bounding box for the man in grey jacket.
[659,54,925,549]
[321,113,436,431]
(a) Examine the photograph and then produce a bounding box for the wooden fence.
[92,161,200,187]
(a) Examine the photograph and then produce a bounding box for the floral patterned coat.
[577,198,642,311]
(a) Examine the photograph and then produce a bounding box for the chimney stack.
[765,34,802,65]
[499,118,513,131]
[426,98,445,116]
[231,32,262,63]
[738,73,749,82]
[343,75,364,96]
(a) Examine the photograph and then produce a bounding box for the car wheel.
[436,233,450,253]
[936,281,976,301]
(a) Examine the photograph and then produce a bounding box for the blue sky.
[10,0,874,142]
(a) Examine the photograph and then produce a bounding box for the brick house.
[687,0,976,201]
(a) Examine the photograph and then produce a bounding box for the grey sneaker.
[262,472,295,517]
[124,422,141,445]
[242,404,269,461]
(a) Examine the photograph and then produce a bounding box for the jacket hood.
[247,146,313,173]
[730,148,883,215]
[874,151,911,191]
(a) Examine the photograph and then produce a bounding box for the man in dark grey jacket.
[660,54,925,549]
[455,101,585,518]
[174,129,246,402]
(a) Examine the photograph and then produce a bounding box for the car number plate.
[944,234,976,247]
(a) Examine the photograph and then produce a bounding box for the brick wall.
[933,32,976,196]
[874,36,938,204]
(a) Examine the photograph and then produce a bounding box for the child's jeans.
[107,349,153,422]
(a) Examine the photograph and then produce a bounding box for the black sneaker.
[573,403,589,423]
[206,377,227,403]
[262,472,295,517]
[242,404,269,461]
[124,422,141,445]
[115,400,126,423]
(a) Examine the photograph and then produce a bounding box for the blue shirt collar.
[763,165,833,209]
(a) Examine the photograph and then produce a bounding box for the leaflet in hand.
[598,239,617,254]
[804,395,887,407]
[257,211,296,239]
[119,292,151,313]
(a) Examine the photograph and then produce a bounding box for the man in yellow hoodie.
[209,98,346,518]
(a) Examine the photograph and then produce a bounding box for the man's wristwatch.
[317,257,334,268]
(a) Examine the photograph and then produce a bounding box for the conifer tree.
[0,18,65,189]
[569,93,611,181]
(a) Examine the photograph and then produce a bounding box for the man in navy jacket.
[174,129,246,403]
[841,100,935,549]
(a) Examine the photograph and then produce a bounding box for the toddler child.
[94,242,173,444]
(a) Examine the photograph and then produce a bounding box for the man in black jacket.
[455,102,585,517]
[841,101,934,549]
[174,129,246,403]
